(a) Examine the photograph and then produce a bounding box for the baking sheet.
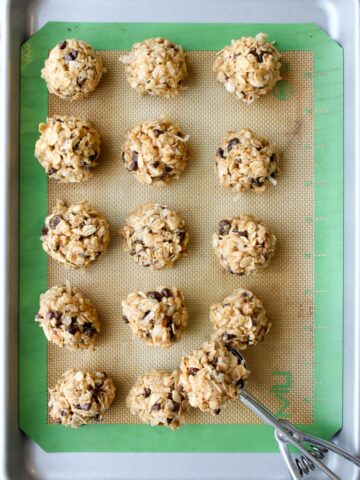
[19,20,341,449]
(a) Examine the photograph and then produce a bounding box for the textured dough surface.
[179,338,249,414]
[215,128,279,193]
[120,37,187,97]
[121,203,189,269]
[213,33,281,104]
[210,289,271,350]
[41,200,110,268]
[127,369,188,430]
[48,369,116,427]
[122,287,188,347]
[35,115,101,183]
[41,39,103,101]
[36,283,100,350]
[121,118,190,186]
[212,214,276,275]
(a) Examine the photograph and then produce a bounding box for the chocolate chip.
[163,165,173,175]
[177,230,186,242]
[49,215,62,230]
[151,403,161,411]
[236,230,248,238]
[167,418,173,425]
[216,147,225,159]
[58,40,67,50]
[129,159,138,171]
[270,171,277,179]
[54,311,61,321]
[68,322,78,335]
[154,129,163,137]
[122,315,129,324]
[188,367,199,376]
[250,49,264,62]
[227,138,240,152]
[47,166,58,176]
[41,226,49,236]
[143,388,151,398]
[171,401,180,412]
[60,409,67,416]
[161,288,172,298]
[270,154,276,162]
[80,403,91,411]
[83,322,96,337]
[214,408,221,415]
[218,219,231,235]
[236,378,245,389]
[46,311,53,320]
[148,291,163,302]
[250,177,264,187]
[151,161,160,168]
[64,50,78,62]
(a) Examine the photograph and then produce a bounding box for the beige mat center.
[47,50,314,425]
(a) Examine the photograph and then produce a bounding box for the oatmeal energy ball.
[120,37,187,97]
[41,200,110,268]
[36,284,100,350]
[121,203,189,269]
[216,128,279,193]
[35,116,101,183]
[210,289,271,350]
[213,33,281,104]
[49,369,116,428]
[122,287,188,347]
[127,369,187,430]
[179,338,249,414]
[121,119,190,186]
[212,214,276,275]
[41,39,103,101]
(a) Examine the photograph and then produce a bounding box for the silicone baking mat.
[19,23,343,452]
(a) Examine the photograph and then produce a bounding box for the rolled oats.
[122,287,188,348]
[36,283,100,350]
[41,200,110,268]
[179,338,249,415]
[48,369,116,428]
[215,128,279,193]
[126,369,188,430]
[41,39,104,101]
[121,118,190,186]
[120,37,187,97]
[210,289,271,350]
[121,203,189,269]
[35,115,101,183]
[213,33,281,104]
[212,214,276,275]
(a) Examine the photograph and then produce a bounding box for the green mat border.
[19,22,343,453]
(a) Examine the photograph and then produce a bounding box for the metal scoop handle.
[240,390,360,480]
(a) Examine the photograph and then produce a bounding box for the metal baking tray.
[1,0,358,478]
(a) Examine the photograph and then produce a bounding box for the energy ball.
[127,369,187,430]
[35,284,100,350]
[215,128,279,192]
[121,119,190,186]
[179,338,249,415]
[122,287,188,347]
[213,33,281,104]
[41,200,110,268]
[48,369,116,428]
[210,289,271,350]
[120,37,187,97]
[41,39,103,101]
[121,203,189,269]
[35,115,101,183]
[212,214,276,275]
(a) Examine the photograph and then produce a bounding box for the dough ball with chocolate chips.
[41,39,104,101]
[215,129,279,193]
[210,289,271,350]
[120,37,187,97]
[179,338,249,415]
[35,283,100,350]
[213,33,281,104]
[122,287,188,347]
[40,200,110,268]
[121,119,190,186]
[121,203,189,269]
[212,214,276,275]
[35,116,101,183]
[48,369,116,428]
[127,369,188,430]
